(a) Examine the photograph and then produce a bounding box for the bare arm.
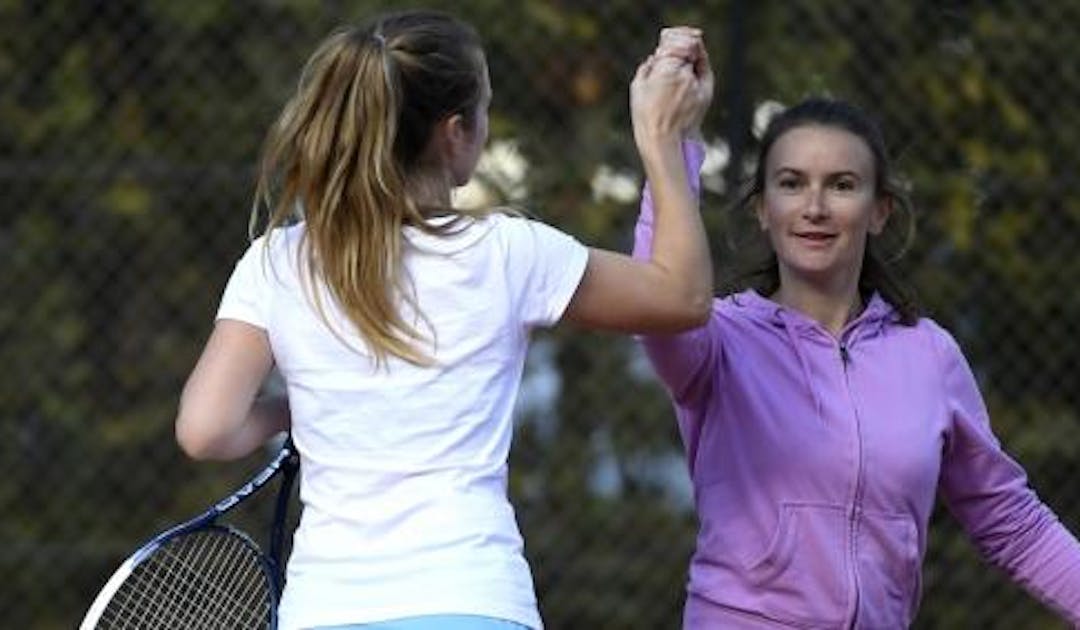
[175,319,289,461]
[562,37,714,333]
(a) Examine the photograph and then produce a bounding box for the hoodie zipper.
[767,296,881,627]
[840,338,864,628]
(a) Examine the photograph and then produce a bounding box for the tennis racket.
[80,437,300,630]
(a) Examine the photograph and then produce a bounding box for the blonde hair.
[253,11,488,367]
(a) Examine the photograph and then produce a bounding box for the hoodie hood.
[732,288,897,339]
[729,289,899,424]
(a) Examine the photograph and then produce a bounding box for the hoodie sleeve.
[936,329,1080,622]
[632,140,717,405]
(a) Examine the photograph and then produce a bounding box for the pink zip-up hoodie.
[634,142,1080,628]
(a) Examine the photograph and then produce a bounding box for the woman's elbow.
[175,406,224,461]
[652,297,711,332]
[176,422,212,461]
[674,298,712,330]
[667,268,713,330]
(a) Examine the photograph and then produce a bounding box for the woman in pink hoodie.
[633,95,1080,627]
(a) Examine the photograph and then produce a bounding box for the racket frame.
[80,438,299,629]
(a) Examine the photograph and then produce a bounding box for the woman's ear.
[868,195,893,235]
[755,196,768,232]
[435,113,468,159]
[430,113,473,185]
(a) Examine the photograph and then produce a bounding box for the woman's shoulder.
[406,209,572,246]
[710,289,778,324]
[227,223,306,282]
[482,209,557,233]
[251,221,305,253]
[890,314,970,368]
[480,211,583,254]
[405,212,498,253]
[904,314,956,344]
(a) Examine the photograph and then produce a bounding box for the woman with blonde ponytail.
[175,10,713,630]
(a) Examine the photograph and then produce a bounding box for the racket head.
[81,525,278,630]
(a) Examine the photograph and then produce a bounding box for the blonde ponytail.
[252,11,488,367]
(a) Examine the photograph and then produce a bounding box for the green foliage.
[4,1,1080,627]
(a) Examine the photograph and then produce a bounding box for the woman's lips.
[794,231,837,244]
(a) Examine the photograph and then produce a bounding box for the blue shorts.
[316,615,532,630]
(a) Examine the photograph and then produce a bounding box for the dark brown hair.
[728,97,919,324]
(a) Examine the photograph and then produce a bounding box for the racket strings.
[113,531,267,628]
[144,537,258,629]
[135,532,266,628]
[97,529,272,629]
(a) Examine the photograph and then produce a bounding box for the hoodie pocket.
[706,502,849,627]
[855,510,921,628]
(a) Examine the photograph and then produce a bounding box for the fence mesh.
[4,1,1080,628]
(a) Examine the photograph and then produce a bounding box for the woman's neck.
[771,276,864,337]
[407,171,453,213]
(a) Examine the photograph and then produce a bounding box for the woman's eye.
[778,178,800,190]
[833,178,856,191]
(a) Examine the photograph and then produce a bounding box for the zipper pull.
[839,343,851,365]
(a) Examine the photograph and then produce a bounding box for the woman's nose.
[803,186,828,220]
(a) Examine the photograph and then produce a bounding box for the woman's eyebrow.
[771,166,863,179]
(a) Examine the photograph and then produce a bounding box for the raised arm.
[627,29,719,402]
[561,30,713,334]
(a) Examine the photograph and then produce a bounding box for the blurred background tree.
[2,0,1079,627]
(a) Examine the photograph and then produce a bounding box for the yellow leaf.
[102,177,152,218]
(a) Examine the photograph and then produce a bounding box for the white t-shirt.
[216,214,589,630]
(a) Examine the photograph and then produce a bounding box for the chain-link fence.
[4,1,1080,628]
